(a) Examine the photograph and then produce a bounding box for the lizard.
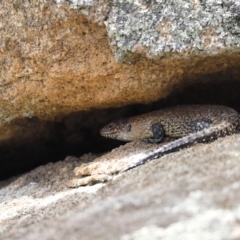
[100,105,240,172]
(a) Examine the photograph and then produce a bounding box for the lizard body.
[100,105,240,171]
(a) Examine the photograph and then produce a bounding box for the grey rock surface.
[1,2,240,238]
[60,0,240,62]
[1,134,240,239]
[0,0,239,127]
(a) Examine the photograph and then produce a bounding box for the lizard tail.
[120,120,238,172]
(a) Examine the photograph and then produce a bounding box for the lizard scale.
[100,105,240,171]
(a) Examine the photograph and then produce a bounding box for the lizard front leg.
[120,119,238,172]
[142,123,165,143]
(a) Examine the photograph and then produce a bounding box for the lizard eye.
[126,124,131,132]
[107,123,115,130]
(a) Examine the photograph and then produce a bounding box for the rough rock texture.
[1,2,240,237]
[1,0,240,178]
[68,140,172,187]
[1,134,240,239]
[104,0,240,62]
[0,0,240,126]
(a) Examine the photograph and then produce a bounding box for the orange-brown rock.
[0,1,240,126]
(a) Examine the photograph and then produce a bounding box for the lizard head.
[100,119,132,141]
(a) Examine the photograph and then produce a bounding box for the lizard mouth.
[99,122,120,139]
[100,119,130,140]
[99,128,119,139]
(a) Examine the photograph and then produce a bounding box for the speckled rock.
[0,0,239,127]
[1,0,240,181]
[104,0,240,62]
[1,134,240,239]
[1,1,240,238]
[59,0,240,62]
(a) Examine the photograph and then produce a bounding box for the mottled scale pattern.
[100,105,240,171]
